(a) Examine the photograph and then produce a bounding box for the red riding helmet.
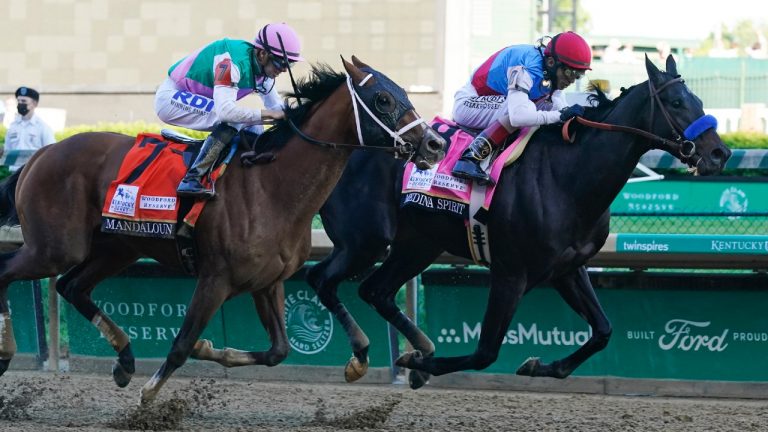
[544,31,592,70]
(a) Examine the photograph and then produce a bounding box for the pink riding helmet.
[254,22,304,62]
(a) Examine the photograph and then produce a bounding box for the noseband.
[288,74,429,158]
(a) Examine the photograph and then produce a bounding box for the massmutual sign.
[425,283,768,381]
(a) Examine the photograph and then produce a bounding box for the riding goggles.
[270,54,294,70]
[563,67,585,79]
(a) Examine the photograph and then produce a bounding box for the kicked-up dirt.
[0,370,767,431]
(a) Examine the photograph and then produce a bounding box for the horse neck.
[266,85,359,220]
[550,85,654,219]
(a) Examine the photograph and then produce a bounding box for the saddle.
[401,116,538,266]
[101,131,238,275]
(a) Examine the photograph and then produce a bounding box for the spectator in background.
[618,43,640,64]
[746,30,768,59]
[2,87,56,169]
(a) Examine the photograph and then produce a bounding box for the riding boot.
[177,124,238,200]
[451,120,510,186]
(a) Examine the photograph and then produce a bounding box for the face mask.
[17,103,29,116]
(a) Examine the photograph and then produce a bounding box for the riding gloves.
[559,104,585,122]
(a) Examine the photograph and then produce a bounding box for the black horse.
[307,55,731,386]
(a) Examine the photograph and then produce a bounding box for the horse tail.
[0,168,22,226]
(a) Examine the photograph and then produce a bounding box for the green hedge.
[718,131,768,149]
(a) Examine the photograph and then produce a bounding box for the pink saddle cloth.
[401,116,536,221]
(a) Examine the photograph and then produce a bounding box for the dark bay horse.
[307,55,731,386]
[0,57,446,403]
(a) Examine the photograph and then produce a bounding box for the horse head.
[644,54,731,175]
[343,56,446,169]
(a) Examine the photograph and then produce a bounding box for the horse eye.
[671,100,682,108]
[375,92,396,113]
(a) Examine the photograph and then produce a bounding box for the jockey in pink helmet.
[255,22,305,63]
[452,31,592,185]
[154,22,304,199]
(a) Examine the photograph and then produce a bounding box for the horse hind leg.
[55,241,140,387]
[397,267,527,381]
[0,245,79,376]
[517,266,612,378]
[191,282,289,367]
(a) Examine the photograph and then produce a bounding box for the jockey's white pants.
[154,78,262,134]
[451,82,508,130]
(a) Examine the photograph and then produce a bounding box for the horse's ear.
[665,54,678,76]
[350,55,371,70]
[644,54,661,82]
[341,55,368,85]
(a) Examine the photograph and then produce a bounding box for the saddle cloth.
[401,117,537,219]
[101,133,229,239]
[401,117,538,265]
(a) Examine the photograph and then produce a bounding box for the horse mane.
[582,83,642,122]
[245,64,347,157]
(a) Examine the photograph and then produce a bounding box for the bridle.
[287,73,429,158]
[563,76,714,162]
[647,77,696,159]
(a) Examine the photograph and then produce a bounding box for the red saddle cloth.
[101,133,190,239]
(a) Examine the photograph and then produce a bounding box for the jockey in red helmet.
[452,31,592,185]
[154,22,304,199]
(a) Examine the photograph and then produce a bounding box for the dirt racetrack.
[1,370,767,431]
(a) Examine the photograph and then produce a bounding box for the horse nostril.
[427,139,442,152]
[711,148,726,163]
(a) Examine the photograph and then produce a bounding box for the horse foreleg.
[306,244,388,382]
[56,244,140,387]
[191,282,289,367]
[140,277,228,405]
[517,266,611,378]
[359,233,443,388]
[397,269,525,378]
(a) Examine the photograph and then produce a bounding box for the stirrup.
[177,179,215,200]
[452,158,492,184]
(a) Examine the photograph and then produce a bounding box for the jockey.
[452,31,592,185]
[154,22,304,199]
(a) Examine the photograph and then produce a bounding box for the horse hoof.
[395,350,423,368]
[139,386,156,406]
[408,369,430,390]
[0,358,10,376]
[344,355,369,383]
[516,357,541,376]
[112,360,134,388]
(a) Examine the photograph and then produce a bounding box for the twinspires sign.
[424,274,768,381]
[617,234,768,254]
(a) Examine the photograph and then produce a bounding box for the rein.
[562,77,701,160]
[563,116,686,153]
[287,74,428,158]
